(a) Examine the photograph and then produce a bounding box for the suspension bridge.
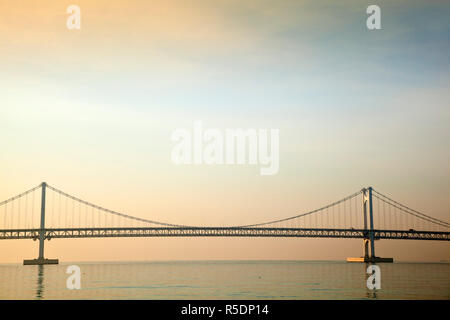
[0,182,449,265]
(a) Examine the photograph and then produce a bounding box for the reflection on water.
[366,290,377,299]
[36,265,44,300]
[0,261,449,300]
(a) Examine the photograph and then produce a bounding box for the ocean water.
[0,261,449,300]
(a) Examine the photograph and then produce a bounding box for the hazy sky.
[0,0,449,263]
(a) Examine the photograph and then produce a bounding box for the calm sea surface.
[0,261,449,299]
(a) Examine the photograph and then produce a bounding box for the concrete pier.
[346,257,393,263]
[23,258,59,265]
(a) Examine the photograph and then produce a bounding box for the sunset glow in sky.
[0,0,449,263]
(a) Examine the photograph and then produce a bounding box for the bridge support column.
[347,187,393,263]
[362,189,370,260]
[368,187,376,258]
[24,182,58,265]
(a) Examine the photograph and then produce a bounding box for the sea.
[0,260,449,300]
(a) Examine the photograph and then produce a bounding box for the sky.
[0,0,449,263]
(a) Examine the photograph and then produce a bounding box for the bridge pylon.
[347,187,393,263]
[23,182,58,265]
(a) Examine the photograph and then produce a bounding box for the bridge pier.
[23,182,59,266]
[347,187,393,263]
[347,238,393,263]
[24,258,59,265]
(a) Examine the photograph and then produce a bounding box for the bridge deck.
[0,227,449,241]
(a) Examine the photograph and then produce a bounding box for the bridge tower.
[23,182,59,265]
[347,187,393,263]
[362,187,375,259]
